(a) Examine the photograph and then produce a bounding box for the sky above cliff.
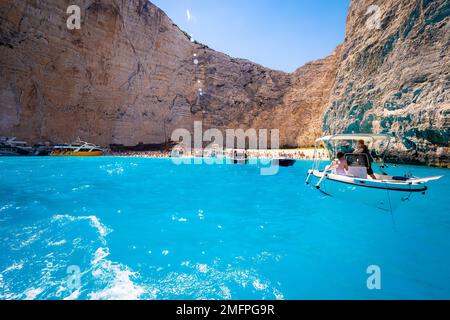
[151,0,350,72]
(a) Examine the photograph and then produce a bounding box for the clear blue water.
[0,157,449,300]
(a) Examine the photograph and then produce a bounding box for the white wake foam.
[52,214,112,238]
[88,247,146,300]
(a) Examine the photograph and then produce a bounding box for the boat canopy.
[316,134,391,144]
[313,133,392,166]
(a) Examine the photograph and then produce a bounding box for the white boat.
[227,149,248,164]
[0,137,32,156]
[50,139,104,156]
[306,134,443,211]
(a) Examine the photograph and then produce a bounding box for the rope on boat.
[385,184,393,213]
[403,183,413,202]
[385,182,397,231]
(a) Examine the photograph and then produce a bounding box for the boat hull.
[307,170,426,211]
[0,150,20,156]
[273,159,296,167]
[50,151,103,156]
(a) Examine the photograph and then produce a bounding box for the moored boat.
[0,137,32,156]
[227,149,248,165]
[306,134,443,211]
[50,139,104,156]
[272,158,296,167]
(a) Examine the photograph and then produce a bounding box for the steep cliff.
[0,0,338,147]
[248,46,342,147]
[1,0,448,164]
[323,0,449,165]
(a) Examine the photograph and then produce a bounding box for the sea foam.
[52,214,112,238]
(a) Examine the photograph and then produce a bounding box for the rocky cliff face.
[323,0,449,165]
[248,46,342,147]
[1,0,448,164]
[0,0,338,148]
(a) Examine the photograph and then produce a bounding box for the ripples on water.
[0,157,449,299]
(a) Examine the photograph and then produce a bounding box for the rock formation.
[248,46,342,147]
[0,0,338,148]
[323,0,449,165]
[0,0,448,165]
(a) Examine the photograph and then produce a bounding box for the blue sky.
[151,0,350,72]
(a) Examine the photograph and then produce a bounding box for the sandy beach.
[111,148,330,160]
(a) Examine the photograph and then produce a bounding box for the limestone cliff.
[323,0,449,165]
[0,0,338,148]
[1,0,448,165]
[248,46,342,147]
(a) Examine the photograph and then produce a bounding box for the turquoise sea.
[0,157,449,300]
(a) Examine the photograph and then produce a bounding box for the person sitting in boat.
[354,140,377,180]
[326,152,348,175]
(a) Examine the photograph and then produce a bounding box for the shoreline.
[107,150,450,169]
[110,148,330,161]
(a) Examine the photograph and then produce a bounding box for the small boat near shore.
[228,149,248,165]
[0,137,32,156]
[272,158,296,167]
[306,134,443,211]
[50,139,104,156]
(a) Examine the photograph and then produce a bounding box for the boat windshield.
[321,135,390,161]
[312,134,391,171]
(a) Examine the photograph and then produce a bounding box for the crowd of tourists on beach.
[244,150,328,160]
[111,149,329,160]
[112,151,171,158]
